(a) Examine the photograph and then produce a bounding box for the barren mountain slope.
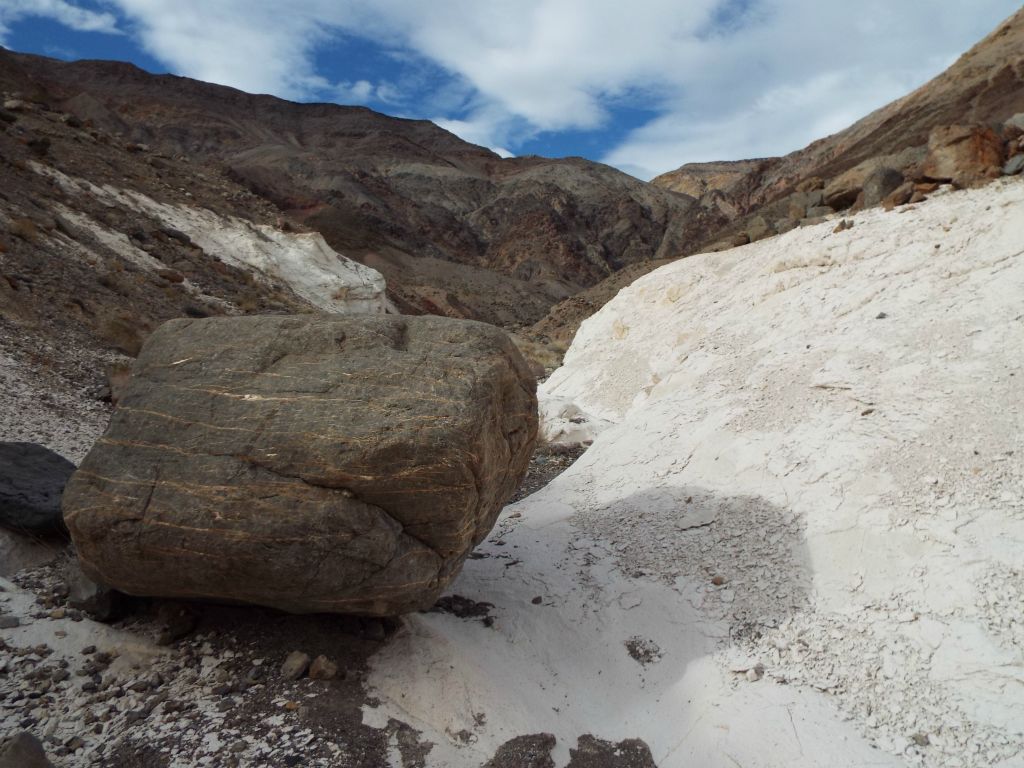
[0,48,714,327]
[0,93,375,390]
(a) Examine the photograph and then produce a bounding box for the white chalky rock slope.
[31,163,389,314]
[365,179,1023,768]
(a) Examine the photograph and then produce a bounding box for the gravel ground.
[0,381,587,768]
[0,318,114,463]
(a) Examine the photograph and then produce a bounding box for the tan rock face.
[651,159,773,201]
[921,124,1006,186]
[62,315,537,616]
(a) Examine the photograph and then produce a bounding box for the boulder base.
[62,315,537,615]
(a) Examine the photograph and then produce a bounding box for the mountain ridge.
[1,47,710,330]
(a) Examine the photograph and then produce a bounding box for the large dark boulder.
[0,732,54,768]
[0,442,74,534]
[62,315,537,616]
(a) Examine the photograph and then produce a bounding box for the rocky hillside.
[654,6,1024,228]
[650,158,775,218]
[0,89,394,406]
[0,47,713,330]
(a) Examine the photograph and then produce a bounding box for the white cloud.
[18,1,1023,177]
[599,2,1020,177]
[0,0,120,43]
[105,0,333,97]
[334,79,400,105]
[432,99,536,156]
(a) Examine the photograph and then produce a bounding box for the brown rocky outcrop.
[920,124,1005,187]
[651,158,778,209]
[62,315,537,616]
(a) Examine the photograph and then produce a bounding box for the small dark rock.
[155,602,200,644]
[484,733,556,768]
[280,651,310,681]
[567,735,657,768]
[124,708,148,723]
[1003,154,1024,176]
[26,137,51,157]
[308,655,338,680]
[160,227,192,245]
[155,268,185,284]
[63,560,125,622]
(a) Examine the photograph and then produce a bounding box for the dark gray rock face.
[0,442,75,534]
[62,315,537,616]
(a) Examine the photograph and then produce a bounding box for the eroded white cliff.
[366,179,1024,768]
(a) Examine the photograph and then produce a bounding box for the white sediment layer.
[366,179,1024,767]
[30,162,389,314]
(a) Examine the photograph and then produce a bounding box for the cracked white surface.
[366,179,1024,767]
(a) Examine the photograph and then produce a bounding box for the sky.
[0,1,1020,179]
